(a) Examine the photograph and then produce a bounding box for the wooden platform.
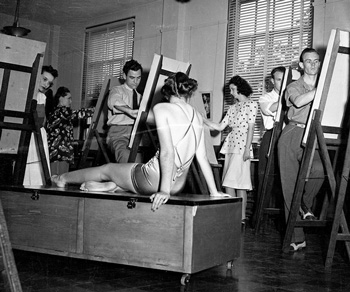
[0,185,242,283]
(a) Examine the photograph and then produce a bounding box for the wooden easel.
[282,29,350,266]
[282,110,345,254]
[0,54,50,185]
[78,57,164,168]
[253,67,290,233]
[0,199,22,291]
[78,77,114,168]
[325,126,350,269]
[127,55,165,163]
[127,55,192,163]
[0,41,46,291]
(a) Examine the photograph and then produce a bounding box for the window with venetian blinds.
[82,18,135,106]
[225,0,313,144]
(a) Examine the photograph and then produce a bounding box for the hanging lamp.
[2,0,31,37]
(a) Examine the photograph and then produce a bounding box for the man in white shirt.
[256,66,285,219]
[107,60,143,163]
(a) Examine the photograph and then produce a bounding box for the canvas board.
[302,28,350,144]
[0,34,46,153]
[128,54,190,147]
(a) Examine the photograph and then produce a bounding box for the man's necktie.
[132,89,138,110]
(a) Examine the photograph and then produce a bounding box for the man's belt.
[288,121,306,128]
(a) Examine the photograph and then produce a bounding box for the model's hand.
[150,191,170,211]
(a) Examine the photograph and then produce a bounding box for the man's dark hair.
[271,66,286,79]
[42,65,58,78]
[54,87,70,107]
[123,59,143,75]
[299,48,319,62]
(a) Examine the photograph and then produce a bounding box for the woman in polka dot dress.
[203,75,257,224]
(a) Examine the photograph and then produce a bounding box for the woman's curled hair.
[229,75,253,97]
[54,86,70,107]
[161,72,198,100]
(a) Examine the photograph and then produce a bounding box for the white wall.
[313,0,350,52]
[56,0,228,127]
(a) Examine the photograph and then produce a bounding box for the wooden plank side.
[0,191,79,253]
[191,202,241,273]
[83,198,186,271]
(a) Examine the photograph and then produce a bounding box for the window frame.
[225,0,313,145]
[82,18,135,107]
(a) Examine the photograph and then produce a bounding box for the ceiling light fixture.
[2,0,31,37]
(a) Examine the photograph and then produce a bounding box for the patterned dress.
[220,100,258,190]
[46,106,94,163]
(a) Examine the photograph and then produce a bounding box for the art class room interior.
[1,0,350,291]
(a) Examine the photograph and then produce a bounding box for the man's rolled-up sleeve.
[108,87,127,114]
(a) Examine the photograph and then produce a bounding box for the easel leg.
[0,199,23,292]
[325,131,350,269]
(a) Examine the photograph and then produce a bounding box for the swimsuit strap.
[173,103,198,173]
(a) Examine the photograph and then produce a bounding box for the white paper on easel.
[0,34,46,153]
[128,54,190,148]
[189,92,218,165]
[302,29,350,144]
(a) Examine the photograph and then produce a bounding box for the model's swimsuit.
[131,104,199,195]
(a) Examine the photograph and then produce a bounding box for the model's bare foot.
[210,192,232,198]
[51,175,66,188]
[80,181,119,192]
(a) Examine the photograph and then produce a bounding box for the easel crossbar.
[0,62,32,73]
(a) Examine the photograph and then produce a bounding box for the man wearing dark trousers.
[278,48,324,252]
[107,60,143,163]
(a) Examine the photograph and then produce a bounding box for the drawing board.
[96,75,122,134]
[128,54,190,148]
[189,92,218,164]
[128,53,218,164]
[0,34,46,153]
[275,68,300,123]
[303,28,350,144]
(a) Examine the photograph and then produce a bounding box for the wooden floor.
[4,220,350,292]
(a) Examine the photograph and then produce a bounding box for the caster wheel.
[181,273,190,285]
[227,260,233,270]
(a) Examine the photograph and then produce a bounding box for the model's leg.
[52,163,137,192]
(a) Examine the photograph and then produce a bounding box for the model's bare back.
[163,102,203,167]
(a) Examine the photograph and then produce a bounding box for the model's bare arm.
[150,104,174,211]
